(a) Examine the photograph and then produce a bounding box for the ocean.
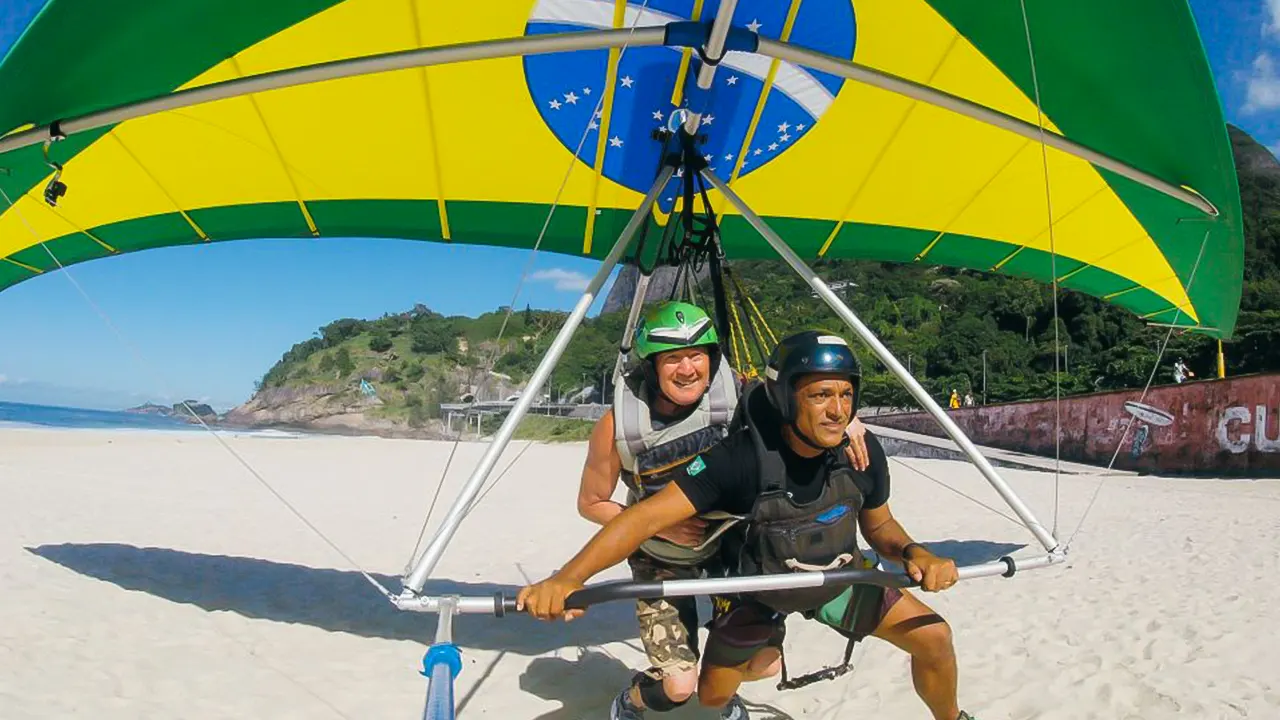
[0,401,210,432]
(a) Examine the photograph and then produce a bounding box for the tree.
[369,331,393,353]
[334,347,355,377]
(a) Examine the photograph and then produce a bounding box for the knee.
[913,619,955,666]
[661,670,697,703]
[745,648,782,680]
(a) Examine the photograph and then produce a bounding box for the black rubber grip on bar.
[1000,556,1017,578]
[495,579,664,615]
[819,566,916,589]
[497,593,516,616]
[565,579,664,609]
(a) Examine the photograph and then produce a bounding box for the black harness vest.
[732,384,873,613]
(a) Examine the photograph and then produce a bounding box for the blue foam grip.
[723,27,759,53]
[663,21,704,49]
[422,643,463,679]
[662,22,760,56]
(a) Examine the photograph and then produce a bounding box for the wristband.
[901,542,926,560]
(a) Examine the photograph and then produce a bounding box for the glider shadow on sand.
[28,540,1025,718]
[27,538,1026,648]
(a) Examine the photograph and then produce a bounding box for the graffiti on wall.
[871,372,1280,476]
[1123,401,1174,459]
[1216,405,1280,454]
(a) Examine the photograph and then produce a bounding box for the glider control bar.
[391,552,1067,616]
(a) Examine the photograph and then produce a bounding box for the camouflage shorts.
[628,552,704,675]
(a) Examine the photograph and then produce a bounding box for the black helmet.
[764,330,862,424]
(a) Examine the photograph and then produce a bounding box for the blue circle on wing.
[523,0,855,214]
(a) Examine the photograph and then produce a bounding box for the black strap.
[776,635,858,691]
[706,239,733,364]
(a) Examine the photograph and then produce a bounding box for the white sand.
[2,426,1278,719]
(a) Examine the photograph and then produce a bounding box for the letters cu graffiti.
[1217,405,1280,454]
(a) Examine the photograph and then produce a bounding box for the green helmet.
[633,301,719,360]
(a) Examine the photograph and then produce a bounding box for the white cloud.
[1243,53,1280,113]
[1267,0,1280,36]
[0,374,7,384]
[530,268,591,292]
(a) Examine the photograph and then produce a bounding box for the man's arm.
[518,482,699,620]
[576,410,625,526]
[576,410,708,545]
[859,504,958,592]
[859,503,916,562]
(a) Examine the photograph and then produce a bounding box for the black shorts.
[701,584,903,669]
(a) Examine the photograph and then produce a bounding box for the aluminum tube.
[702,169,1061,554]
[614,271,653,379]
[682,0,739,134]
[650,554,1065,598]
[403,167,675,593]
[434,598,457,644]
[0,28,668,156]
[661,571,827,597]
[956,552,1064,580]
[754,39,1217,217]
[399,554,1065,616]
[393,594,503,614]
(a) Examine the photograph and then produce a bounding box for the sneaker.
[719,695,749,720]
[957,712,977,720]
[610,688,645,720]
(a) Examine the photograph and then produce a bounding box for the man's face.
[791,373,855,447]
[653,347,712,406]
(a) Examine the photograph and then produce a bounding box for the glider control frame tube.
[614,270,653,381]
[701,169,1062,555]
[0,28,668,156]
[753,38,1217,217]
[0,24,1216,222]
[559,553,1066,609]
[390,553,1067,615]
[401,166,676,594]
[421,597,459,720]
[682,0,739,134]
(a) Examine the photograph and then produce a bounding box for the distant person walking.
[949,389,960,409]
[963,392,974,407]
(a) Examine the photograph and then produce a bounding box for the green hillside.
[245,125,1280,433]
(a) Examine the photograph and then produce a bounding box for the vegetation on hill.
[247,125,1280,432]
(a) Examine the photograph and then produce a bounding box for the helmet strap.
[783,418,836,455]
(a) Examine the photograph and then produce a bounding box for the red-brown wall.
[871,373,1280,476]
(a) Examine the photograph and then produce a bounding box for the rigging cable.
[1063,227,1212,550]
[0,184,364,719]
[1019,0,1063,540]
[472,0,657,401]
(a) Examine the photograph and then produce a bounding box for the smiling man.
[575,307,872,719]
[522,330,971,720]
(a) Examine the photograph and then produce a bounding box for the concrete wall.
[871,373,1280,477]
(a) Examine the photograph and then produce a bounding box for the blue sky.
[0,0,1275,411]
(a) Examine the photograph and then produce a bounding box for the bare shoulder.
[588,408,615,447]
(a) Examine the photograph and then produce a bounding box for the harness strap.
[777,635,858,691]
[783,553,855,572]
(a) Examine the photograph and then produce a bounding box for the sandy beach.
[1,425,1277,719]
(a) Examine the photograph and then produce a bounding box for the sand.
[1,425,1278,719]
